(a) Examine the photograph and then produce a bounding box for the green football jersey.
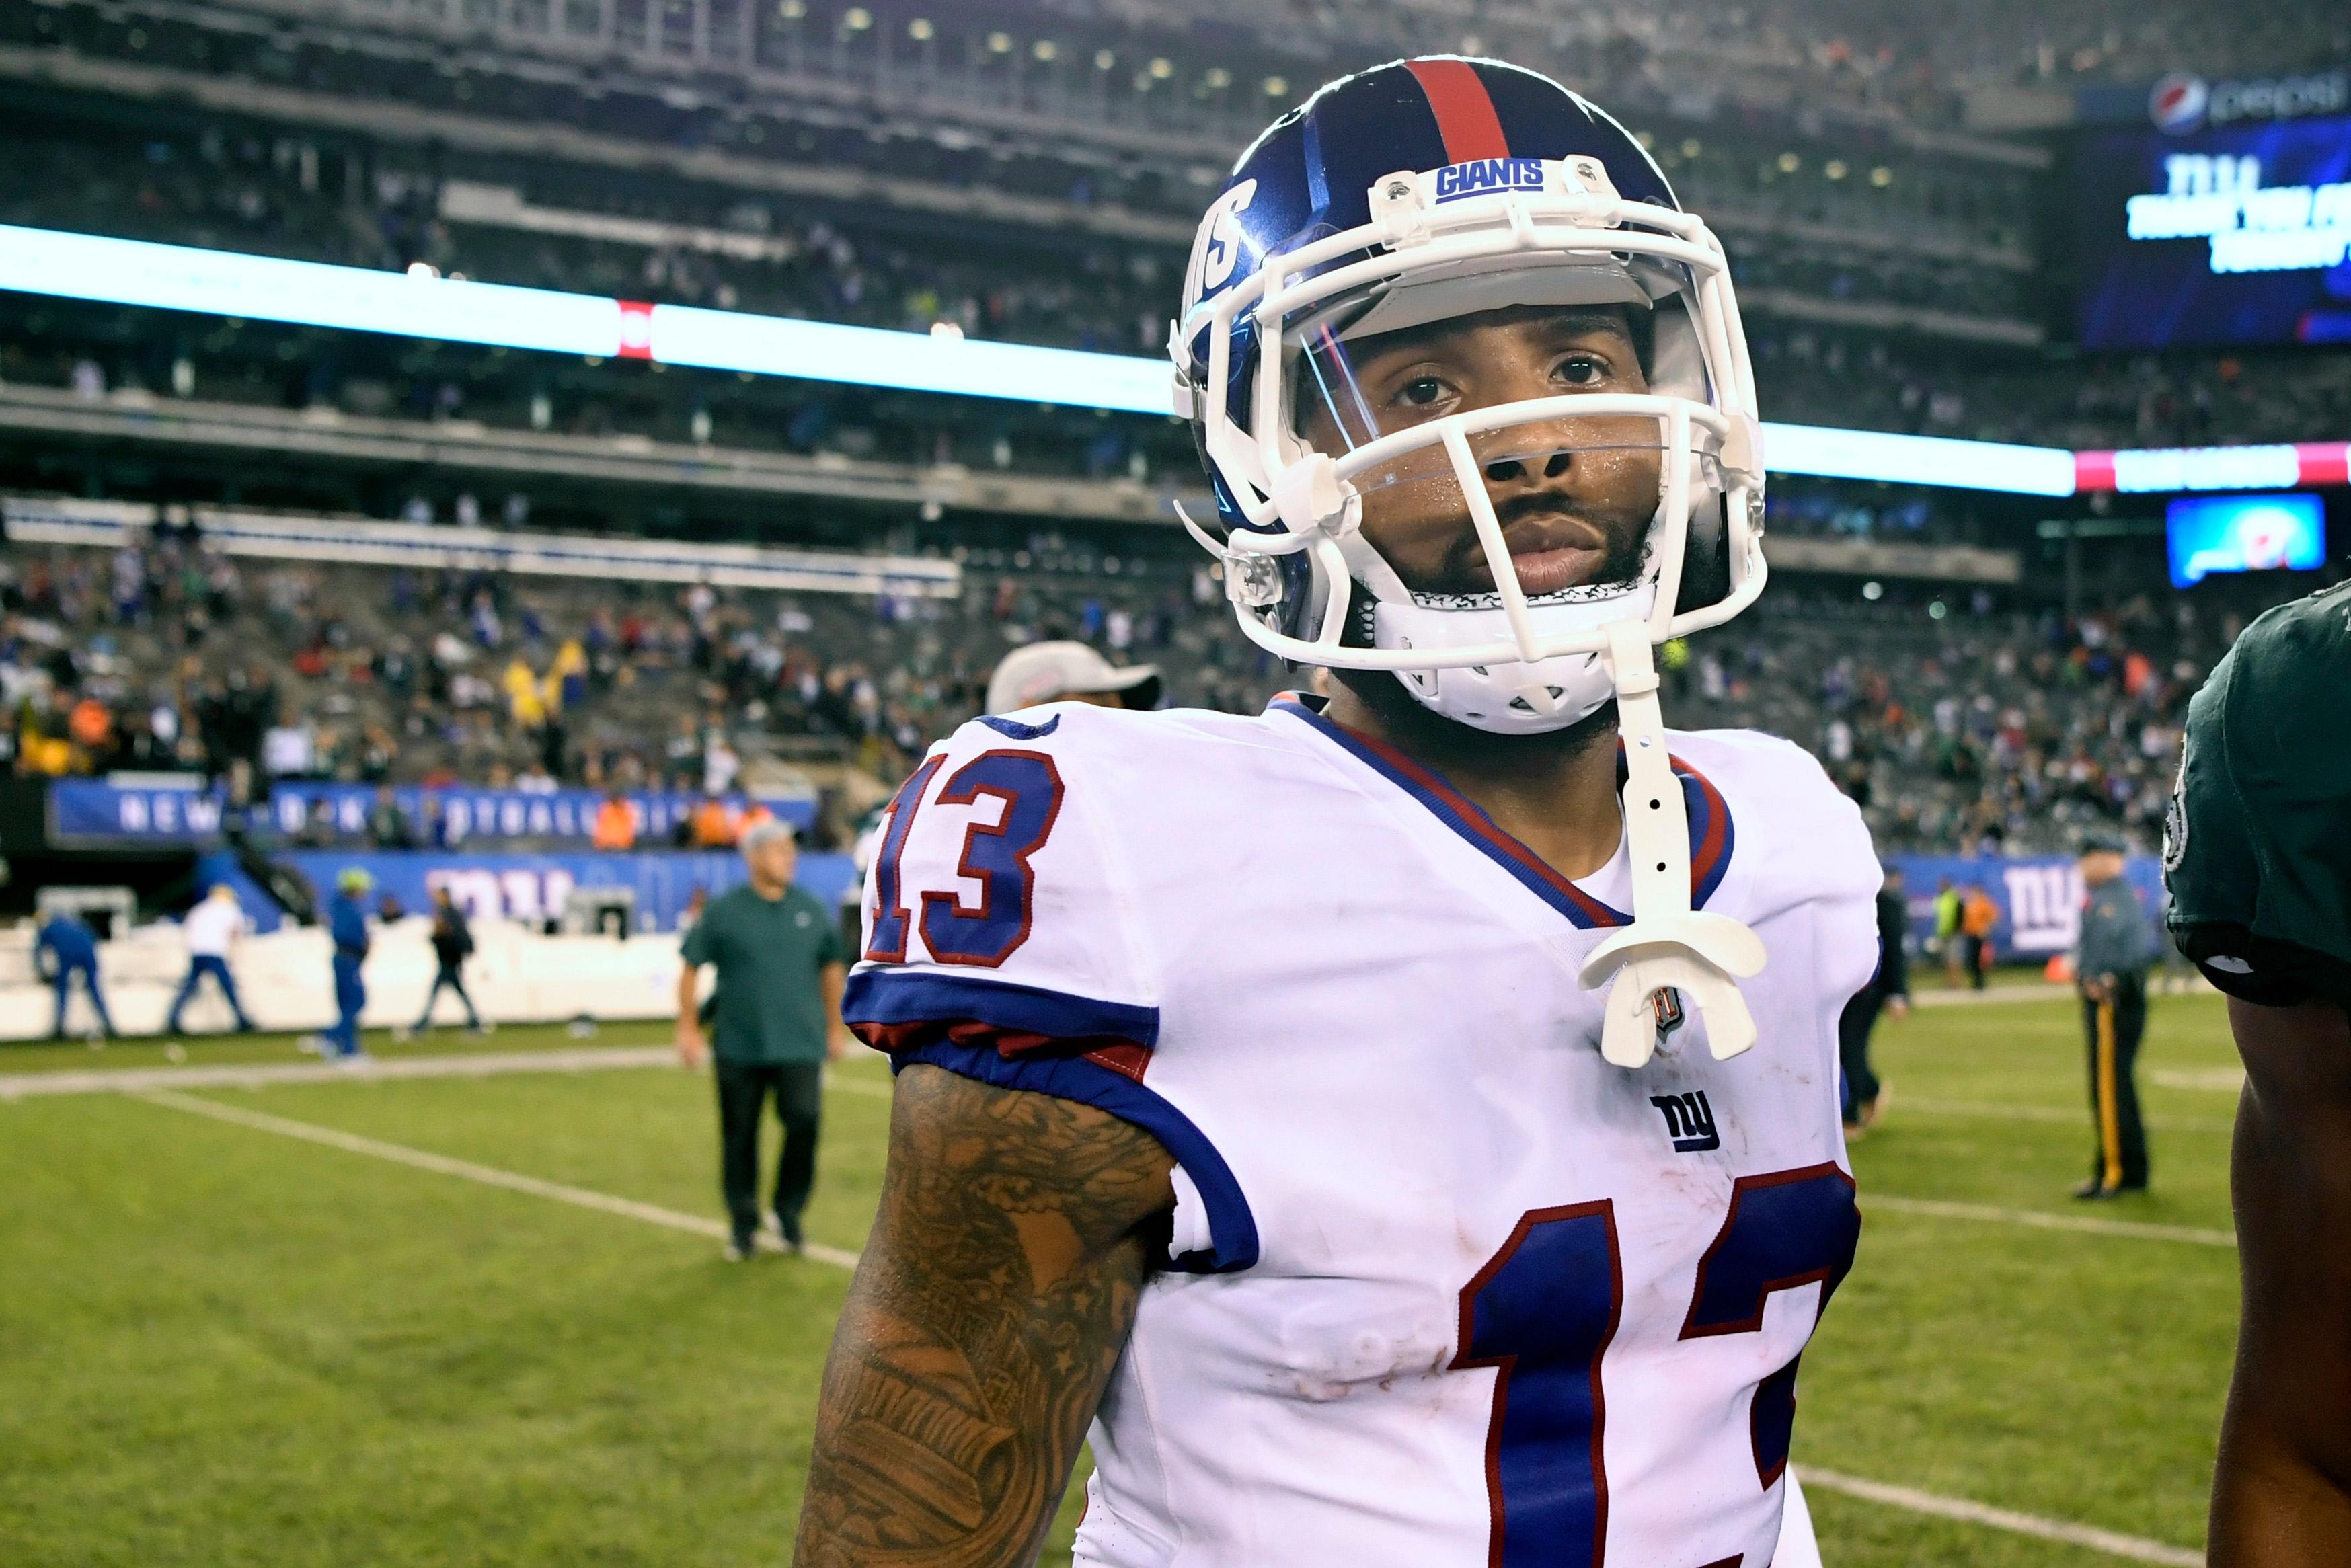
[2165,578,2351,1010]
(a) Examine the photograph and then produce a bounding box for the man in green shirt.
[677,819,851,1259]
[2166,579,2351,1565]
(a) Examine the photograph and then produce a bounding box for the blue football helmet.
[1171,56,1766,740]
[1171,58,1774,1068]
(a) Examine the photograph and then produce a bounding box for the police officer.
[2167,578,2351,1561]
[2073,834,2157,1199]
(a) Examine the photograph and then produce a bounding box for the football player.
[796,58,1876,1568]
[2167,579,2351,1565]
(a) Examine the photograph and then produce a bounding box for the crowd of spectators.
[0,526,1268,806]
[41,0,2331,145]
[9,520,2333,859]
[1673,585,2253,857]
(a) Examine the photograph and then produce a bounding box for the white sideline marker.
[0,1046,905,1101]
[134,1088,2206,1566]
[135,1088,861,1270]
[1798,1468,2201,1566]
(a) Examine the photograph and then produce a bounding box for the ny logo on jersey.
[1649,1089,1720,1153]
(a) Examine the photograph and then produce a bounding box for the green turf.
[0,993,2239,1565]
[0,1017,679,1074]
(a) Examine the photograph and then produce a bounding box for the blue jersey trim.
[843,969,1161,1050]
[892,1038,1260,1274]
[976,713,1062,741]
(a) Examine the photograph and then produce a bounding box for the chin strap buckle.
[1270,453,1356,539]
[1577,621,1767,1069]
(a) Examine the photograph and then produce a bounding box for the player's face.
[1297,305,1660,598]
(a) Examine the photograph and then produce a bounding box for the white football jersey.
[846,695,1881,1568]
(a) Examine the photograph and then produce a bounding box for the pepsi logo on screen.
[2150,74,2209,134]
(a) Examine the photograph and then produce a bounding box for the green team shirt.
[681,883,848,1064]
[2165,579,2351,1010]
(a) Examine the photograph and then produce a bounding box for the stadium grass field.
[1,988,2239,1567]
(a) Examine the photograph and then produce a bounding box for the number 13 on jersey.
[1451,1165,1859,1566]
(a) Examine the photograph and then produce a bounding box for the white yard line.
[134,1088,862,1270]
[54,1060,2239,1249]
[1798,1468,2201,1565]
[2149,1066,2244,1093]
[1866,1193,2235,1248]
[133,1088,2202,1565]
[1898,1096,2234,1136]
[0,1046,904,1101]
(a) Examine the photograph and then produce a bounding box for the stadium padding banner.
[50,779,814,846]
[200,849,859,935]
[1882,853,2169,960]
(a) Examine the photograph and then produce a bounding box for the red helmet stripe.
[1405,58,1511,163]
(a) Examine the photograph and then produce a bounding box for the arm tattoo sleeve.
[793,1064,1178,1568]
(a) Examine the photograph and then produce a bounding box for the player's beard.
[1321,515,1646,761]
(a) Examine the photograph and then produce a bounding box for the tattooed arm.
[793,1064,1178,1568]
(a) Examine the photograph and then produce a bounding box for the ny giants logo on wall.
[1434,157,1547,204]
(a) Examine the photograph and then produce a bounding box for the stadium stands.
[10,505,2307,859]
[2,0,2344,867]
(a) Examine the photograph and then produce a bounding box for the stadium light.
[2,223,2329,500]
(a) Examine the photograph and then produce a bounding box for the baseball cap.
[2077,834,2126,857]
[985,641,1161,716]
[739,817,797,854]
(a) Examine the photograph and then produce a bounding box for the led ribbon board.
[0,224,2336,499]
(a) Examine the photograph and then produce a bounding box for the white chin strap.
[1372,580,1656,737]
[1577,620,1765,1070]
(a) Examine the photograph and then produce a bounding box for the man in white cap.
[982,641,1160,717]
[166,883,255,1035]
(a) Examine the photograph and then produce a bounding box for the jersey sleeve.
[845,713,1163,1062]
[843,713,1258,1272]
[2166,596,2351,1011]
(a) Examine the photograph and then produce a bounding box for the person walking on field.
[319,868,373,1062]
[167,884,255,1035]
[675,819,851,1260]
[2073,836,2158,1199]
[410,886,488,1036]
[1933,876,1964,988]
[1960,884,1999,990]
